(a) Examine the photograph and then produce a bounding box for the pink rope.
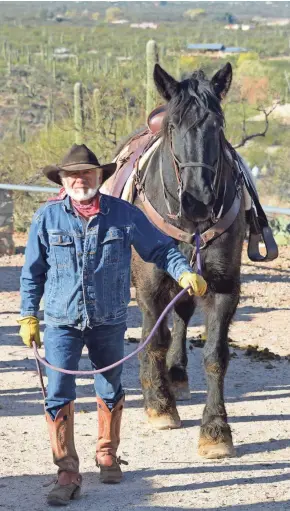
[33,285,190,376]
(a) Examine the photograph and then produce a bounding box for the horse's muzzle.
[181,191,213,222]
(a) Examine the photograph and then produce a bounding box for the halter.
[166,121,225,222]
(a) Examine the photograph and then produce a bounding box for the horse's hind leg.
[198,289,239,459]
[166,293,196,401]
[137,292,181,430]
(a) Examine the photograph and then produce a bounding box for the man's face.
[61,168,103,201]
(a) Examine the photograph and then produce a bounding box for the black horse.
[124,62,246,459]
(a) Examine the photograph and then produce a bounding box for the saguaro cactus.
[93,88,101,132]
[26,47,31,66]
[74,55,79,70]
[2,40,8,59]
[45,93,54,130]
[6,51,11,76]
[52,59,56,83]
[146,39,159,119]
[74,82,85,144]
[16,114,26,143]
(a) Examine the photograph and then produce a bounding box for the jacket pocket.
[100,227,124,265]
[48,231,74,270]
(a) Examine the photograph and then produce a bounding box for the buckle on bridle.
[211,211,219,224]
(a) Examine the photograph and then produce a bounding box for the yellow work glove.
[178,272,207,297]
[17,316,41,348]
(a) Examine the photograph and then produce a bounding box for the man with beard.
[18,144,207,506]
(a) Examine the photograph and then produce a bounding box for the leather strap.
[199,193,241,247]
[135,182,241,248]
[136,185,194,243]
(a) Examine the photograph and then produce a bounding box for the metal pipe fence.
[0,184,59,193]
[0,183,289,216]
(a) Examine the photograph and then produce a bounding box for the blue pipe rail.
[0,183,60,193]
[0,183,289,216]
[263,206,290,216]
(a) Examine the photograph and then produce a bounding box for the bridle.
[166,118,227,222]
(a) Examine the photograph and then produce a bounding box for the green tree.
[183,9,205,20]
[105,7,123,23]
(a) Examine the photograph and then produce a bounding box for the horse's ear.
[153,63,179,101]
[211,62,232,100]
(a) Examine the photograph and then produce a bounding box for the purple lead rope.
[195,230,201,275]
[33,233,202,398]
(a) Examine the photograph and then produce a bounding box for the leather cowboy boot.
[96,396,127,483]
[46,402,82,506]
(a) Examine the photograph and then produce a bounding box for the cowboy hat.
[43,144,116,186]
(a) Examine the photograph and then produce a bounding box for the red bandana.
[71,195,100,218]
[48,187,67,201]
[48,187,100,218]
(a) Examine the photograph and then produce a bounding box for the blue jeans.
[44,323,126,418]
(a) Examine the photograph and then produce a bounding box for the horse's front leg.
[166,291,196,401]
[198,288,239,458]
[138,302,181,430]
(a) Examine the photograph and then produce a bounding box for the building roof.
[186,43,248,53]
[224,47,248,53]
[187,43,224,51]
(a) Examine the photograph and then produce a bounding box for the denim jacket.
[20,193,193,328]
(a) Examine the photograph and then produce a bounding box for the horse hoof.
[171,381,191,401]
[146,408,181,430]
[198,436,236,459]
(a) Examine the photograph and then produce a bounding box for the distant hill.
[0,1,290,26]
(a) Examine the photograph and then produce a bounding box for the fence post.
[0,190,14,255]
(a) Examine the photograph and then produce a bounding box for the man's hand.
[178,272,207,297]
[17,316,41,348]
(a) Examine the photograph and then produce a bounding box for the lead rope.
[33,233,202,396]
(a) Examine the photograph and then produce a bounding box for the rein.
[33,235,202,399]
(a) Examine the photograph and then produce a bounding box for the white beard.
[64,186,99,202]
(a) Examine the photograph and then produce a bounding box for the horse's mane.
[164,69,224,134]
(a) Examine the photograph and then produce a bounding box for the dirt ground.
[0,236,290,511]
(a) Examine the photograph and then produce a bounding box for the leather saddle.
[101,105,165,199]
[147,105,167,134]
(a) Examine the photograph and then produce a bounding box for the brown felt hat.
[43,144,116,186]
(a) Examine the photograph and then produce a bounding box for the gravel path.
[1,240,290,510]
